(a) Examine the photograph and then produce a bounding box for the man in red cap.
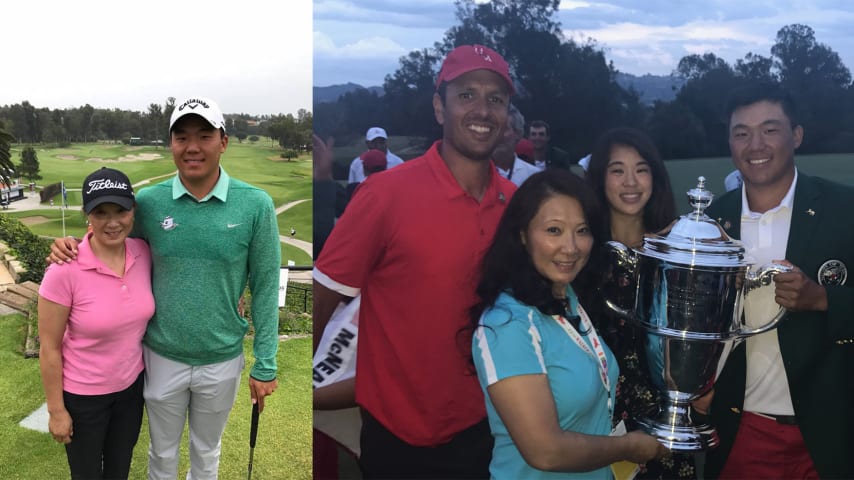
[515,138,536,164]
[344,149,387,209]
[313,44,516,478]
[359,148,388,176]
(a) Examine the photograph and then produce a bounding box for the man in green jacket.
[700,82,854,479]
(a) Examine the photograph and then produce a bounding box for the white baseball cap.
[366,127,388,141]
[170,97,227,133]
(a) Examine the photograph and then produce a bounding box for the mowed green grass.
[7,140,312,266]
[0,314,311,480]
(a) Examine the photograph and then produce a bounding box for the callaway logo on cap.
[169,96,227,133]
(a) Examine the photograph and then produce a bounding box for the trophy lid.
[639,176,748,267]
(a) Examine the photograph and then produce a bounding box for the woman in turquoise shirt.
[470,170,666,479]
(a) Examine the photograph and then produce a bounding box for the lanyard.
[553,305,612,417]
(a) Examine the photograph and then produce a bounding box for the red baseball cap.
[515,138,535,161]
[435,44,514,94]
[361,149,387,172]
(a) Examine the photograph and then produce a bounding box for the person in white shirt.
[493,104,539,186]
[348,127,404,184]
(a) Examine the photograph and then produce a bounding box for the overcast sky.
[314,0,854,87]
[1,0,311,116]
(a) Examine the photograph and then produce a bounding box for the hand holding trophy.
[604,177,790,452]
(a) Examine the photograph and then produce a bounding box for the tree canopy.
[0,99,311,150]
[18,146,41,182]
[0,123,15,186]
[317,13,854,160]
[656,23,854,156]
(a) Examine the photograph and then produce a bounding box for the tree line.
[314,0,854,161]
[0,98,312,151]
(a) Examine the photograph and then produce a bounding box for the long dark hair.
[469,170,606,330]
[585,127,677,237]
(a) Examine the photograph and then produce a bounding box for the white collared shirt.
[496,156,540,187]
[740,169,797,415]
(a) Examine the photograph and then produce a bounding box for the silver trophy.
[605,177,790,452]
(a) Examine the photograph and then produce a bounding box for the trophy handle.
[604,298,635,321]
[604,241,638,321]
[734,263,793,337]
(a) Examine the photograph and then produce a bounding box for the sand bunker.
[85,153,164,162]
[56,152,163,162]
[116,153,162,161]
[20,216,50,226]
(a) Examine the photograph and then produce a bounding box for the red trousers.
[719,411,819,480]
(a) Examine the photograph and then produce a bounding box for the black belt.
[756,412,797,425]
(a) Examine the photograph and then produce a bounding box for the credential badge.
[160,216,178,231]
[817,259,847,286]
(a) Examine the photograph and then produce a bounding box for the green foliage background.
[5,140,313,267]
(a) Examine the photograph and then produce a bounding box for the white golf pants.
[143,346,244,480]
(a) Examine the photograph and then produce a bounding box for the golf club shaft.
[250,402,260,447]
[248,402,260,480]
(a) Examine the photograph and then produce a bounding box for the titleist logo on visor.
[86,178,129,194]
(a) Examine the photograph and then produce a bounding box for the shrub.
[279,311,312,335]
[0,214,50,282]
[242,281,312,336]
[281,149,299,160]
[249,135,259,143]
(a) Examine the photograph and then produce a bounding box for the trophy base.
[635,404,720,452]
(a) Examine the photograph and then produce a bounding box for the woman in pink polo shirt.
[38,167,154,479]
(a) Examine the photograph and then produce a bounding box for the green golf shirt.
[135,168,281,381]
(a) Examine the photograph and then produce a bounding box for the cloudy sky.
[1,0,311,116]
[314,0,854,87]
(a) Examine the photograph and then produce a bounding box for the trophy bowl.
[605,177,790,452]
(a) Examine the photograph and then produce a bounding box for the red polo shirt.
[315,141,515,446]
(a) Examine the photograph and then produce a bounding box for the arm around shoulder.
[46,236,81,265]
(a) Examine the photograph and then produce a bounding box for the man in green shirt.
[51,96,281,479]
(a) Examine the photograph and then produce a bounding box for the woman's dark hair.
[585,127,677,237]
[469,169,606,331]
